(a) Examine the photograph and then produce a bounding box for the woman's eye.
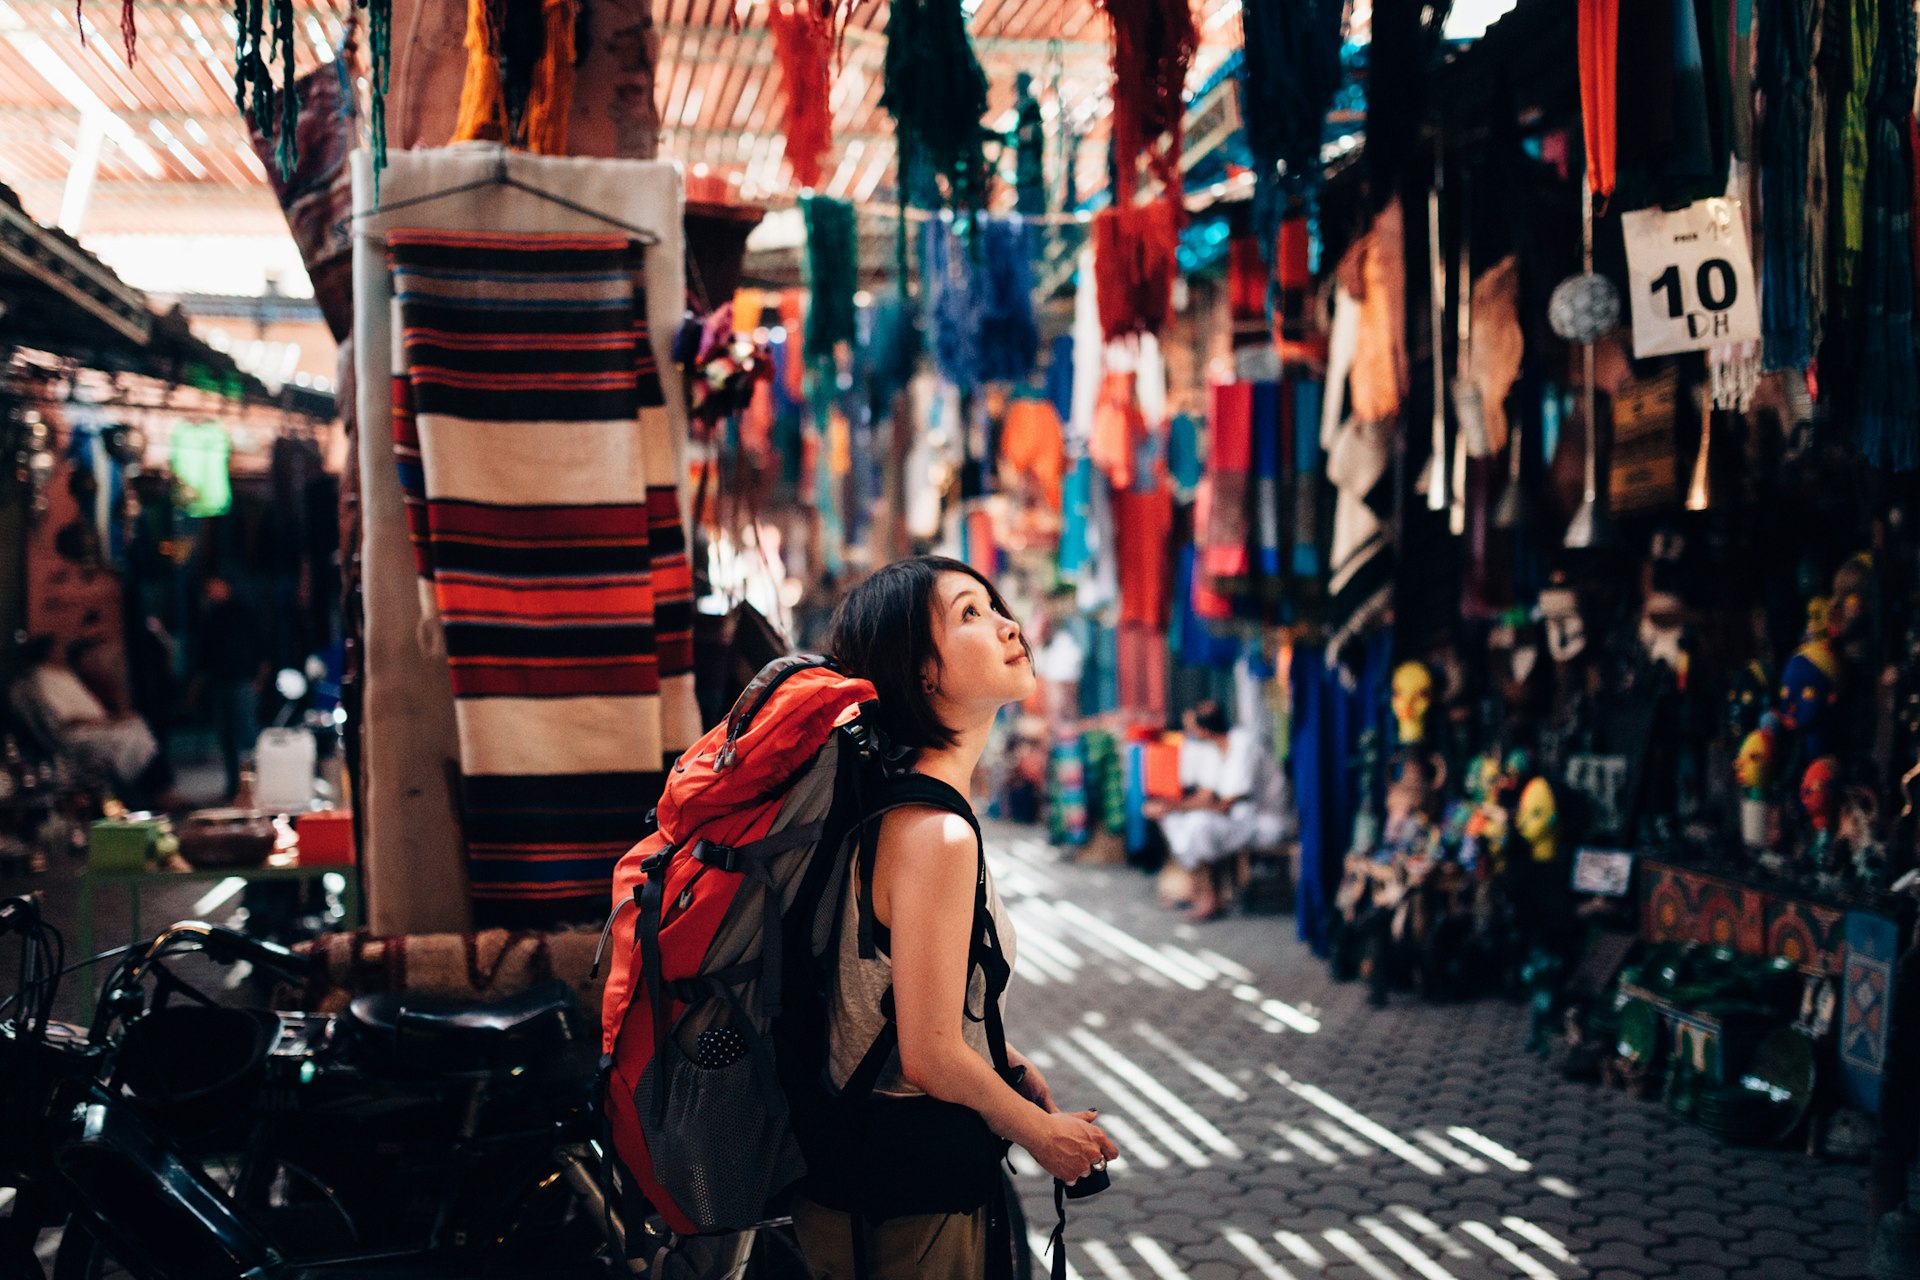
[964,606,978,620]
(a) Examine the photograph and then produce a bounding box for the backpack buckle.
[640,848,672,878]
[692,841,741,873]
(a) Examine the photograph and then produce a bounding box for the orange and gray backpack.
[595,654,1021,1248]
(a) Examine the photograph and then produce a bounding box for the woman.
[793,556,1118,1279]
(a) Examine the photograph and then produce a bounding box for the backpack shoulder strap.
[854,772,983,961]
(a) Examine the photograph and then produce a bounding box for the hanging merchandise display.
[1092,198,1182,341]
[801,195,859,354]
[169,420,232,518]
[351,147,690,935]
[1235,0,1346,240]
[977,218,1040,384]
[450,0,582,154]
[1854,0,1919,472]
[767,1,838,191]
[923,218,984,391]
[879,0,990,282]
[387,229,693,919]
[1756,0,1816,371]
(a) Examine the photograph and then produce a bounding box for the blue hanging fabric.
[1047,332,1076,425]
[923,218,984,390]
[1291,381,1323,578]
[1290,630,1390,953]
[1757,0,1814,371]
[1857,0,1919,471]
[977,217,1039,383]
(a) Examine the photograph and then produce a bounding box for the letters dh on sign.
[1619,197,1762,358]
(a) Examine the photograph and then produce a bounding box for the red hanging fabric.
[1578,0,1619,202]
[769,2,835,190]
[1092,196,1182,341]
[1097,0,1197,205]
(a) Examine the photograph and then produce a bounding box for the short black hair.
[1189,699,1229,737]
[828,555,1028,753]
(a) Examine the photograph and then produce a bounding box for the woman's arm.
[877,809,1117,1181]
[878,808,1040,1139]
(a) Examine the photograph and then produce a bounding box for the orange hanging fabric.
[1577,0,1618,202]
[451,0,580,154]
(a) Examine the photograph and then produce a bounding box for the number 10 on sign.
[1620,197,1762,358]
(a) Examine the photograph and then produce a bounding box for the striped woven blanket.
[389,229,694,921]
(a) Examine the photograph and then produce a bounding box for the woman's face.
[926,572,1034,718]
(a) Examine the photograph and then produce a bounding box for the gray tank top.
[825,828,1018,1099]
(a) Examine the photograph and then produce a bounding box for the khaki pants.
[791,1197,987,1279]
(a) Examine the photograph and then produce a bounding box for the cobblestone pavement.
[986,825,1874,1280]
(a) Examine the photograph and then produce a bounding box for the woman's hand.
[1007,1050,1057,1112]
[1020,1109,1119,1185]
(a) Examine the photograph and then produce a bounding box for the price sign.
[1620,197,1761,358]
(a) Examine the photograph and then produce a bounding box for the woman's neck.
[910,719,993,798]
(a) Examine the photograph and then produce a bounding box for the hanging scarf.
[1758,0,1815,370]
[1838,0,1878,309]
[450,0,580,155]
[1578,0,1619,202]
[1856,0,1917,469]
[1236,0,1345,238]
[769,2,835,191]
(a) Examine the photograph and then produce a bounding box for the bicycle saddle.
[344,979,580,1074]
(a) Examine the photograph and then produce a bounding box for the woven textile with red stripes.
[388,229,696,918]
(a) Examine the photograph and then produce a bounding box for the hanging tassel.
[925,217,983,390]
[452,0,507,144]
[1091,196,1180,341]
[522,0,579,153]
[364,0,392,191]
[272,0,299,179]
[769,1,834,189]
[1709,341,1761,413]
[1095,0,1195,204]
[236,0,277,143]
[121,0,137,65]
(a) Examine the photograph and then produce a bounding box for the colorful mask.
[1516,777,1559,861]
[1778,641,1842,756]
[1391,662,1435,744]
[1800,758,1841,833]
[1734,726,1776,794]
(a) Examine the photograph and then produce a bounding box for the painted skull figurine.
[1391,662,1435,745]
[1778,640,1842,758]
[1516,777,1560,864]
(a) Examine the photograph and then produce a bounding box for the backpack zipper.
[661,864,711,927]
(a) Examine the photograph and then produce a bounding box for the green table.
[76,858,362,993]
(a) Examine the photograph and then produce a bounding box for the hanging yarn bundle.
[978,218,1039,383]
[1092,196,1181,342]
[768,1,837,191]
[1236,0,1345,237]
[803,195,860,355]
[451,0,582,156]
[924,218,984,390]
[881,0,990,284]
[1096,0,1197,204]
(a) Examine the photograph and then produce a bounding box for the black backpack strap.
[636,847,673,1127]
[854,772,983,962]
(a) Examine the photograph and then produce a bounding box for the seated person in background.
[13,635,161,794]
[1146,700,1290,921]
